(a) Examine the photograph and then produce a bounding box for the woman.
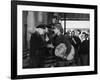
[52,23,75,66]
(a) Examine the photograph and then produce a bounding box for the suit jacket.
[70,36,81,49]
[79,40,89,55]
[30,32,46,50]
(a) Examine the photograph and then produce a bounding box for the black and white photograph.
[22,11,90,68]
[11,1,97,79]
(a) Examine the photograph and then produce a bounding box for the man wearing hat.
[30,24,48,68]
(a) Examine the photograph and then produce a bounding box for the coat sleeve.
[63,36,72,56]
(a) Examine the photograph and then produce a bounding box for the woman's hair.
[54,23,63,33]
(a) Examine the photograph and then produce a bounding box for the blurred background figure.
[78,32,90,66]
[67,30,81,65]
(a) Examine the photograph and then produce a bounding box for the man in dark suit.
[30,24,47,68]
[79,32,89,66]
[69,30,81,65]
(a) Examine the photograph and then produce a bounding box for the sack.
[55,43,67,58]
[66,45,75,60]
[55,43,75,60]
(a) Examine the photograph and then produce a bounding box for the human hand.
[47,44,54,48]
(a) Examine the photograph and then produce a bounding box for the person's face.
[36,28,45,35]
[67,30,71,37]
[81,34,86,40]
[75,31,80,36]
[71,31,75,37]
[52,18,56,23]
[53,28,60,35]
[45,27,48,33]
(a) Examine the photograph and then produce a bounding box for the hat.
[36,24,46,29]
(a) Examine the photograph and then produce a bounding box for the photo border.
[11,1,97,79]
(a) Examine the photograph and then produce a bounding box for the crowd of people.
[29,23,90,68]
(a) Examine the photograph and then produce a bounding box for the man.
[69,30,81,65]
[30,24,48,68]
[51,23,75,66]
[71,30,81,50]
[79,32,90,66]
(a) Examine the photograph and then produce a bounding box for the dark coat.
[52,34,71,56]
[78,40,89,65]
[30,32,46,50]
[30,32,47,68]
[70,36,81,49]
[79,40,89,55]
